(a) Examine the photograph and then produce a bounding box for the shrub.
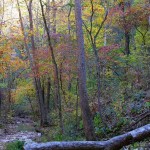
[5,141,24,150]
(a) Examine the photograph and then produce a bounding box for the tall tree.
[83,0,108,126]
[39,0,64,133]
[74,0,96,141]
[23,0,48,126]
[120,0,131,56]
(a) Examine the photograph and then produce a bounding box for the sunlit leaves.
[12,79,35,103]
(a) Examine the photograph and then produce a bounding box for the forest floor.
[0,117,149,150]
[0,117,41,150]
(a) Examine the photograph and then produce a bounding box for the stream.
[0,117,41,150]
[0,117,149,150]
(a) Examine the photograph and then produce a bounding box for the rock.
[0,117,41,150]
[24,139,33,145]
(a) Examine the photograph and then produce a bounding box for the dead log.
[24,124,150,150]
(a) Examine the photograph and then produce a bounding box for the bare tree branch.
[94,10,108,43]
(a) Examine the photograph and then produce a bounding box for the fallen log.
[24,124,150,150]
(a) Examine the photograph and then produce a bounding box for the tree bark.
[75,78,79,130]
[46,77,51,113]
[52,0,57,34]
[24,124,150,150]
[125,31,130,56]
[83,1,108,127]
[74,0,96,141]
[23,0,48,126]
[120,1,131,56]
[39,0,64,133]
[0,89,2,117]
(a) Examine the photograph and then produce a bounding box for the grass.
[5,141,24,150]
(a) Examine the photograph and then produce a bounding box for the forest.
[0,0,150,149]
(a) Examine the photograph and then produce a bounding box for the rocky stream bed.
[0,117,41,150]
[0,117,149,150]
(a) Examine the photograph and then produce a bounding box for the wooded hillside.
[0,0,150,149]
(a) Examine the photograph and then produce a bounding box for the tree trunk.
[46,77,51,113]
[39,0,64,133]
[24,124,150,150]
[120,1,131,56]
[74,0,96,141]
[7,74,12,111]
[0,89,2,117]
[125,31,130,56]
[52,0,57,34]
[28,0,48,126]
[75,78,79,130]
[27,97,36,117]
[23,0,48,126]
[92,43,107,128]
